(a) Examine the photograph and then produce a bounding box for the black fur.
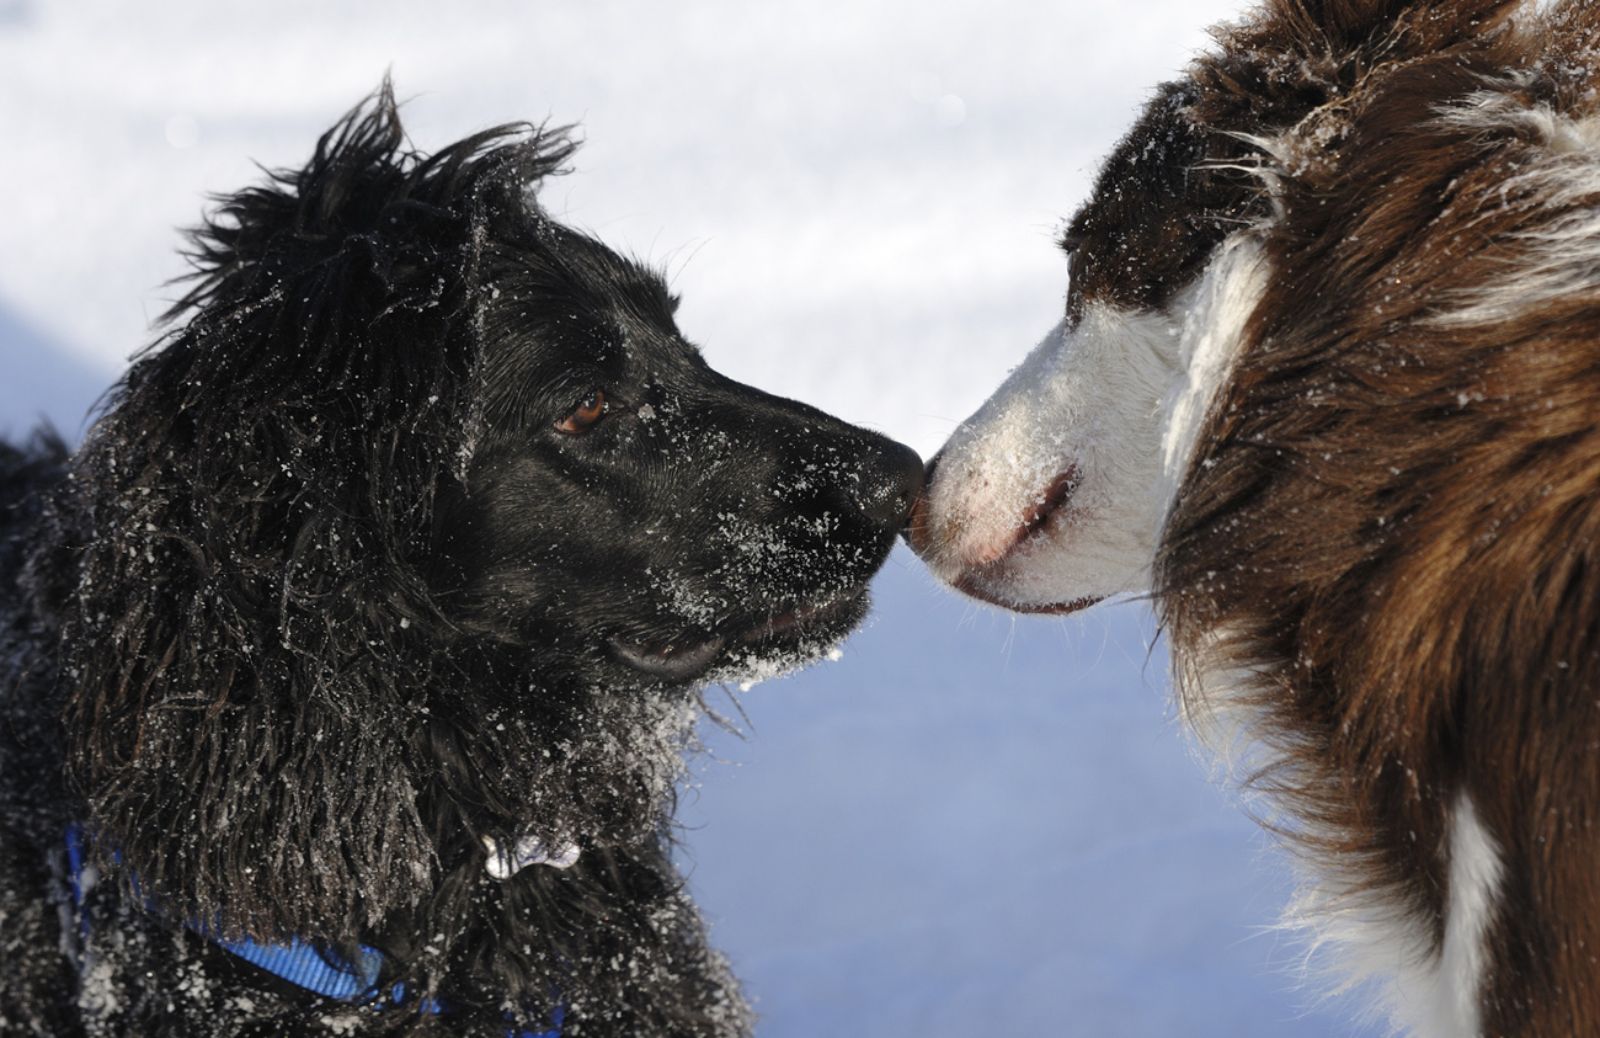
[0,82,921,1037]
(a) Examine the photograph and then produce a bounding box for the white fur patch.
[917,234,1266,611]
[1429,89,1600,328]
[1419,793,1502,1038]
[1436,82,1600,155]
[1274,790,1502,1038]
[1158,235,1271,508]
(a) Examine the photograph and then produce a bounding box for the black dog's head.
[52,83,918,968]
[446,212,921,691]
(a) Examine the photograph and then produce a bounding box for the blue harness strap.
[65,825,562,1037]
[204,932,386,1002]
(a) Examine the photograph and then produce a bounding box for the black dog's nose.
[862,440,925,529]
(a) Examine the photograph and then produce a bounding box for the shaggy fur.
[0,84,921,1037]
[911,2,1600,1034]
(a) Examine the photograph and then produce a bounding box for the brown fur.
[1153,1,1600,1032]
[1059,81,1254,325]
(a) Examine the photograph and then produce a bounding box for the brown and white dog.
[908,2,1600,1035]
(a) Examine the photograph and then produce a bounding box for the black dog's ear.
[56,80,574,940]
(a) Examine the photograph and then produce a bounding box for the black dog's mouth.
[735,592,859,645]
[609,635,730,682]
[608,589,867,683]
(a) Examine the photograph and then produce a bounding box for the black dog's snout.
[859,440,925,529]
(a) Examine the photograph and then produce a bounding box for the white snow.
[0,1,1376,1034]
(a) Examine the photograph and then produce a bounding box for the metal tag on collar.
[482,834,581,880]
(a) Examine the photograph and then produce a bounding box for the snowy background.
[0,2,1378,1034]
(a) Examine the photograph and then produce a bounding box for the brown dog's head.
[907,0,1594,620]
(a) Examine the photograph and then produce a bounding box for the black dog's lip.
[608,635,729,682]
[735,592,857,645]
[609,589,866,682]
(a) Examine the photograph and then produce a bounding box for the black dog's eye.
[555,389,608,435]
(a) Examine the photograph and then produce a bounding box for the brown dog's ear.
[1191,0,1523,133]
[1267,0,1519,55]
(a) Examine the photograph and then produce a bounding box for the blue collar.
[65,824,562,1037]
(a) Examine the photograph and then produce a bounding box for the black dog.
[0,83,920,1037]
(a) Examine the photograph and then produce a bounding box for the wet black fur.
[0,84,919,1037]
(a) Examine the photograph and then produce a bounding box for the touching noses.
[902,451,940,553]
[853,439,925,531]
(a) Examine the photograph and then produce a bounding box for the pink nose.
[905,459,1081,569]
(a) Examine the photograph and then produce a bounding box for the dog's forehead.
[477,247,698,423]
[547,230,679,330]
[487,225,682,342]
[1063,81,1249,321]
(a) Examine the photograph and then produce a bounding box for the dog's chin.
[953,571,1104,616]
[607,588,870,686]
[942,520,1117,617]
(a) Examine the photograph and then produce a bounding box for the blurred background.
[0,2,1377,1034]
